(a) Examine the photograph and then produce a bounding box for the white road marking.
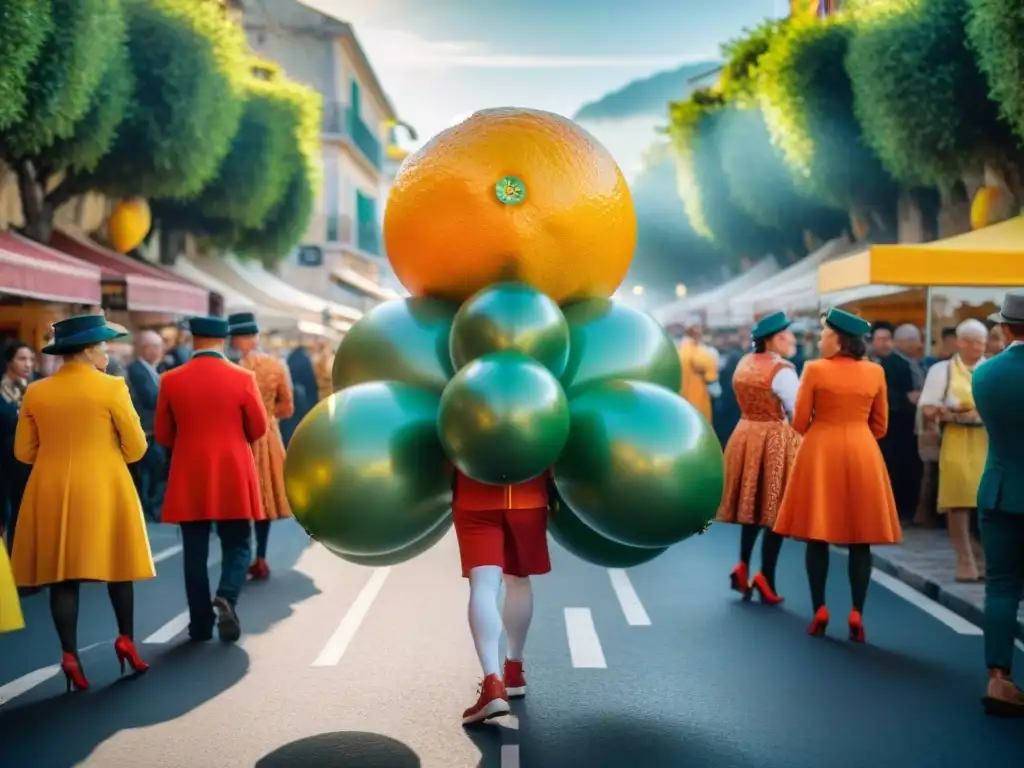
[0,642,103,706]
[607,569,651,626]
[869,569,982,635]
[312,567,391,667]
[142,551,223,645]
[500,744,520,768]
[564,608,606,669]
[1016,639,1024,653]
[152,544,183,564]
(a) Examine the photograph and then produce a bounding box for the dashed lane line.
[311,567,391,667]
[564,607,606,669]
[608,568,651,626]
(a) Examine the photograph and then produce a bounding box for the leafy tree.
[81,0,249,201]
[756,17,898,231]
[0,0,53,129]
[967,0,1024,160]
[848,0,1016,189]
[668,91,788,266]
[718,18,790,104]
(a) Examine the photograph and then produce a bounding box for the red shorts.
[452,506,551,578]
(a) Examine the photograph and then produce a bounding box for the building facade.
[239,0,401,311]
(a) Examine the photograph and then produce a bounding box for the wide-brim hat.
[42,313,127,355]
[227,311,260,336]
[989,289,1024,325]
[187,315,230,339]
[751,311,792,341]
[823,307,871,338]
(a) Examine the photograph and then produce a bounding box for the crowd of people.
[677,294,1024,717]
[0,312,337,690]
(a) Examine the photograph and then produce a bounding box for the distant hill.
[573,60,721,122]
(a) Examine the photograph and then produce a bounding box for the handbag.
[917,362,950,462]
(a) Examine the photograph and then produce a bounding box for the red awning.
[0,231,103,304]
[50,231,209,315]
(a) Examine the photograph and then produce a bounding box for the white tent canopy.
[822,284,1009,310]
[653,256,779,325]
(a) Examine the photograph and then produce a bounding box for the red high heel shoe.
[807,606,829,637]
[848,610,866,643]
[751,573,784,605]
[247,559,270,580]
[60,652,90,692]
[729,563,751,598]
[114,635,149,675]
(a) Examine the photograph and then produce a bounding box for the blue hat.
[227,311,260,336]
[187,315,230,339]
[823,308,871,338]
[42,314,127,355]
[751,311,792,341]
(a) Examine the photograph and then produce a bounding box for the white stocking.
[467,565,503,678]
[502,575,533,662]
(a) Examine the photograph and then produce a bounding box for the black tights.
[805,542,872,612]
[50,581,134,655]
[254,520,270,560]
[739,524,784,589]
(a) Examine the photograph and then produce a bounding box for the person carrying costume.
[717,312,801,605]
[227,312,295,579]
[453,469,551,725]
[11,314,154,690]
[973,291,1024,716]
[773,309,901,643]
[156,316,268,643]
[676,317,721,423]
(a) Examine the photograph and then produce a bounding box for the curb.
[870,550,1024,641]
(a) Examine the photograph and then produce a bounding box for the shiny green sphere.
[555,380,724,548]
[560,299,682,396]
[329,514,453,567]
[449,281,570,376]
[548,494,666,568]
[332,297,459,394]
[438,351,570,485]
[285,381,453,556]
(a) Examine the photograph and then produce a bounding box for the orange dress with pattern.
[716,353,801,527]
[239,352,295,520]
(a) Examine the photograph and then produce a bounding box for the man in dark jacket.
[127,331,168,521]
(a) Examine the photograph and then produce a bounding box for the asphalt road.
[0,520,1021,767]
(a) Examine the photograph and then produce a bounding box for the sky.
[304,0,791,172]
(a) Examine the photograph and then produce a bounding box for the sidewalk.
[871,527,1024,640]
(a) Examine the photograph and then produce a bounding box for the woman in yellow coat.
[677,318,720,423]
[12,314,155,691]
[0,537,23,633]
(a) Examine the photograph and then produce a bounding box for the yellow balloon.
[107,197,152,253]
[970,186,1001,230]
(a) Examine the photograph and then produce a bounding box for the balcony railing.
[322,101,382,172]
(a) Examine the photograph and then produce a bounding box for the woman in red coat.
[453,469,551,725]
[156,315,267,643]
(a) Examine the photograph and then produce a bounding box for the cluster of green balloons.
[284,282,725,568]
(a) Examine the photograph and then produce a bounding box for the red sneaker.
[462,674,510,725]
[503,659,526,698]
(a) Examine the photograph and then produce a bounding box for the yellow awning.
[817,217,1024,293]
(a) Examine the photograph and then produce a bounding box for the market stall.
[653,256,779,326]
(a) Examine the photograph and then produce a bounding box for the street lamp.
[632,285,645,296]
[675,283,687,298]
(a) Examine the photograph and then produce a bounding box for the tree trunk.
[14,160,55,244]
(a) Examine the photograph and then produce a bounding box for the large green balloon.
[555,380,724,548]
[560,299,681,396]
[332,297,458,394]
[328,514,454,567]
[285,381,452,556]
[449,282,570,377]
[548,495,666,568]
[438,351,570,485]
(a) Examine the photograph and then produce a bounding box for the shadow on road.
[238,522,321,636]
[0,642,250,766]
[256,731,422,767]
[462,720,507,768]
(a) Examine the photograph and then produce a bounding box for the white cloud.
[356,27,708,70]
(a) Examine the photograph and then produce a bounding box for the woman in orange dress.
[717,312,801,605]
[773,308,901,643]
[228,313,295,579]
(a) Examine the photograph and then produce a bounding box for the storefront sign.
[101,281,128,311]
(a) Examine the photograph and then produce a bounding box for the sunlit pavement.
[1,520,1022,767]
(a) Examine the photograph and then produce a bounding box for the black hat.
[227,311,260,336]
[187,315,230,339]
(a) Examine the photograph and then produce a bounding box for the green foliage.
[84,0,248,199]
[1,0,124,158]
[757,17,896,213]
[0,0,52,129]
[848,0,1014,188]
[234,160,315,267]
[37,39,134,174]
[967,0,1024,144]
[719,18,789,104]
[717,107,847,239]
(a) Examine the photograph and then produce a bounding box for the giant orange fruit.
[383,108,637,303]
